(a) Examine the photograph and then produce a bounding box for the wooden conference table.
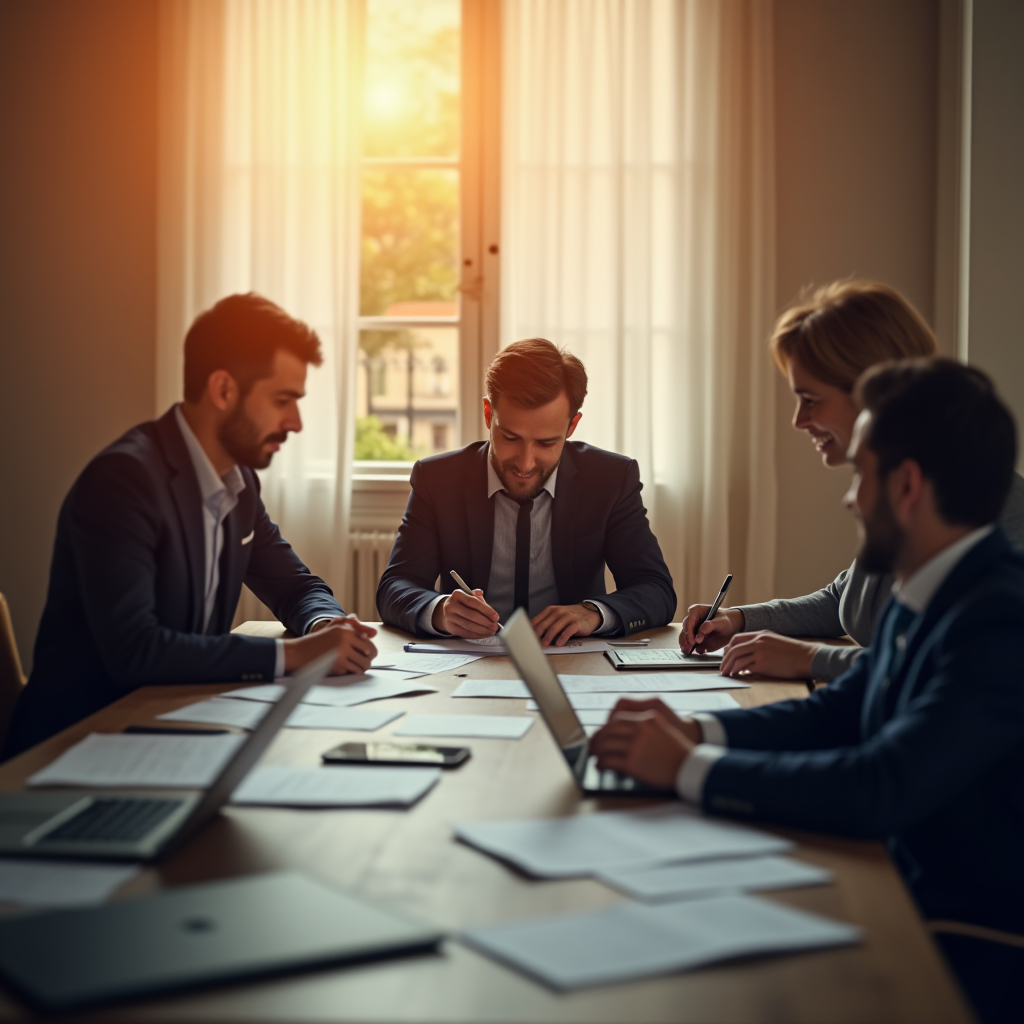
[0,624,972,1024]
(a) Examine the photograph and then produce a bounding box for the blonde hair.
[770,280,937,393]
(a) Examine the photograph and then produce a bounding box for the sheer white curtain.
[502,0,777,609]
[157,0,363,618]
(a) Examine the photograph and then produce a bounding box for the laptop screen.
[499,611,588,756]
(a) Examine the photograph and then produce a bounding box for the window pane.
[356,327,459,460]
[365,0,460,159]
[360,167,459,316]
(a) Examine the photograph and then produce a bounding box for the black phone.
[321,741,471,768]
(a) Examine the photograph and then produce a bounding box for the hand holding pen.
[680,574,737,654]
[432,570,501,638]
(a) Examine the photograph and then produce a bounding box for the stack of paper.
[231,765,440,807]
[462,893,860,990]
[454,805,792,879]
[159,698,402,732]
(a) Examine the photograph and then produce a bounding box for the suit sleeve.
[375,460,445,633]
[242,475,344,634]
[69,453,278,686]
[701,598,1024,839]
[592,459,676,633]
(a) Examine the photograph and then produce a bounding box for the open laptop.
[500,610,674,798]
[0,652,334,862]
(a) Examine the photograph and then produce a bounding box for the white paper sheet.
[526,692,742,712]
[0,859,141,908]
[230,765,441,807]
[461,893,860,990]
[451,676,747,700]
[222,674,438,708]
[451,679,531,699]
[454,804,792,878]
[27,733,246,789]
[404,638,613,656]
[372,653,484,674]
[393,715,534,740]
[160,698,268,729]
[598,856,834,902]
[159,699,402,732]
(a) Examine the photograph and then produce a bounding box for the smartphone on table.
[321,742,471,768]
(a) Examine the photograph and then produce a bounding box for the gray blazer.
[735,472,1024,680]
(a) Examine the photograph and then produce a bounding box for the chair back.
[0,593,27,752]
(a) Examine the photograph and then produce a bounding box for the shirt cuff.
[305,617,335,634]
[418,594,450,636]
[589,600,619,636]
[691,713,728,747]
[274,639,285,679]
[676,744,728,804]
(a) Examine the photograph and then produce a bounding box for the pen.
[450,569,474,595]
[688,573,734,654]
[606,639,652,647]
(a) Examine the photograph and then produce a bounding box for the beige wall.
[0,1,159,672]
[771,0,940,598]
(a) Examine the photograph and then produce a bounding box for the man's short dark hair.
[855,358,1017,528]
[183,293,323,401]
[485,338,588,418]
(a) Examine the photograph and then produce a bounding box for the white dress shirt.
[174,406,286,677]
[675,525,996,803]
[418,445,618,634]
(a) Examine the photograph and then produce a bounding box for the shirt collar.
[174,404,246,505]
[485,443,558,501]
[894,524,995,614]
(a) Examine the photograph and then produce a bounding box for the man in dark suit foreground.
[376,338,675,644]
[5,294,376,759]
[592,358,1023,1023]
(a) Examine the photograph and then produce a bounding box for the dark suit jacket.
[5,407,343,758]
[702,528,1024,933]
[376,441,676,635]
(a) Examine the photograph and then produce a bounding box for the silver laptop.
[500,610,673,797]
[0,652,334,861]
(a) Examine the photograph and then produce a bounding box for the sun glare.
[366,81,405,119]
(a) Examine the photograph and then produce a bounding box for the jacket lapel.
[155,407,207,633]
[551,445,579,599]
[464,445,495,592]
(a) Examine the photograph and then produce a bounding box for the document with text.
[231,765,441,807]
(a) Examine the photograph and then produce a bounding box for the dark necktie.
[513,497,534,614]
[867,601,916,733]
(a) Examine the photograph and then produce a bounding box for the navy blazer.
[702,528,1024,933]
[376,441,676,636]
[5,407,343,758]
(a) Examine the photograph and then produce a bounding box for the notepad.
[394,715,535,740]
[454,804,792,879]
[0,860,141,909]
[230,765,441,807]
[27,733,246,789]
[461,893,860,990]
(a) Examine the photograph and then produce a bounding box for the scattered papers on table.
[404,638,613,656]
[451,679,531,699]
[451,676,747,700]
[394,715,534,740]
[454,805,791,878]
[598,856,834,902]
[231,765,440,807]
[525,692,742,713]
[27,733,246,789]
[0,860,141,909]
[373,653,484,674]
[159,699,402,732]
[461,893,860,990]
[223,674,438,708]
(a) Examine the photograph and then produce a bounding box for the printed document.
[160,699,402,732]
[454,804,791,878]
[373,653,484,674]
[461,893,860,990]
[231,765,440,807]
[27,733,246,789]
[526,692,741,712]
[451,676,747,700]
[222,674,437,708]
[404,638,613,656]
[394,715,534,740]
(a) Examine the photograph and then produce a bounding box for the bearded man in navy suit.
[592,358,1024,1024]
[5,294,377,758]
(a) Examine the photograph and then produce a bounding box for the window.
[354,0,500,470]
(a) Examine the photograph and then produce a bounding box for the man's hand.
[679,605,744,653]
[284,615,378,676]
[590,698,699,788]
[719,630,819,679]
[532,603,601,647]
[434,589,500,638]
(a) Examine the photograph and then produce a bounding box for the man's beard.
[218,405,287,470]
[855,486,905,575]
[490,448,560,501]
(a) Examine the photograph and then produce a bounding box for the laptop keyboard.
[37,799,182,845]
[582,757,638,792]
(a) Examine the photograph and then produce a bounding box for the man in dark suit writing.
[5,293,376,758]
[376,338,675,644]
[591,358,1023,1023]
